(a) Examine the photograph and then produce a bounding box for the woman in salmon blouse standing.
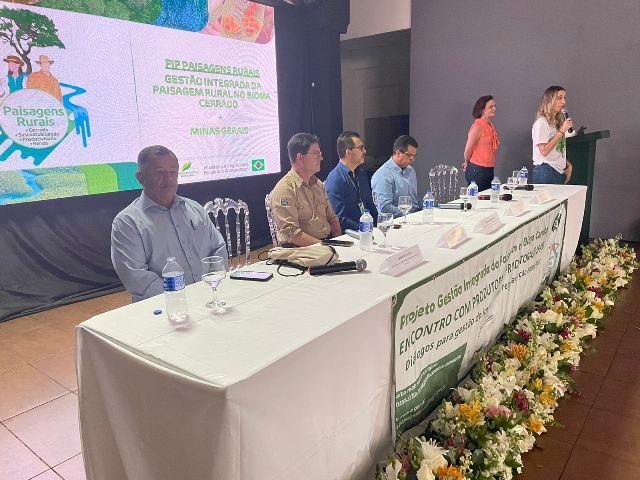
[462,95,500,192]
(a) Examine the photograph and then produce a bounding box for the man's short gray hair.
[137,145,177,172]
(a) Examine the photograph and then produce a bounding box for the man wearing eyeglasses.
[270,133,341,247]
[371,135,420,217]
[325,131,378,232]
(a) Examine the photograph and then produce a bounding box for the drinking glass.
[507,176,519,197]
[201,256,227,311]
[512,171,520,191]
[398,196,412,223]
[378,212,393,247]
[459,187,469,212]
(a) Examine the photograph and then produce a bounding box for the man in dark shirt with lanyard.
[325,131,378,232]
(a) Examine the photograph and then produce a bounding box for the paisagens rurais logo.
[0,6,91,167]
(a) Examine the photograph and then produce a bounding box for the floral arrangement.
[377,236,637,480]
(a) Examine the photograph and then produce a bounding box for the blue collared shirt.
[111,192,227,302]
[325,162,378,231]
[371,158,420,217]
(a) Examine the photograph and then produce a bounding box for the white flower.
[416,463,436,480]
[443,401,456,419]
[575,322,597,339]
[615,276,629,287]
[537,332,556,349]
[417,438,448,473]
[456,386,474,403]
[384,458,402,480]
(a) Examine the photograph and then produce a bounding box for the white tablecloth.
[77,185,586,480]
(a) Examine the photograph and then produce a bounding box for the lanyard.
[345,169,365,214]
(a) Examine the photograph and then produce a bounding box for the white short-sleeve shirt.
[532,116,566,173]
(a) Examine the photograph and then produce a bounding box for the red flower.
[512,390,529,415]
[587,286,603,298]
[401,455,410,473]
[517,329,532,342]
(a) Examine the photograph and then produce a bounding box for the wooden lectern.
[566,130,610,246]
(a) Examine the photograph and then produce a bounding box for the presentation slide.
[0,0,279,205]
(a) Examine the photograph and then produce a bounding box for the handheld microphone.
[437,202,472,210]
[561,108,574,134]
[514,184,534,191]
[308,258,367,276]
[478,194,512,201]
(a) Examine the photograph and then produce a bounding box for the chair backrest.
[264,193,280,247]
[429,164,459,204]
[204,198,251,269]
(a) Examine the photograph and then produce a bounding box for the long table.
[77,185,586,480]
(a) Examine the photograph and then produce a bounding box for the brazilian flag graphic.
[251,159,265,171]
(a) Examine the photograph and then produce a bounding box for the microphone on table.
[478,194,512,201]
[514,184,534,191]
[308,258,367,276]
[561,108,574,134]
[437,202,472,210]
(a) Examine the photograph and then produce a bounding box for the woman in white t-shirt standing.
[531,86,575,184]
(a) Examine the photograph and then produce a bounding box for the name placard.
[532,191,554,204]
[436,224,467,249]
[379,244,425,276]
[473,212,503,235]
[505,201,528,217]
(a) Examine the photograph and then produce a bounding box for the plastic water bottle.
[422,190,435,224]
[162,257,189,322]
[358,210,374,250]
[467,181,479,208]
[490,176,501,203]
[519,166,528,185]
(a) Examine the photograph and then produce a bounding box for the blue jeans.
[465,163,494,192]
[532,163,565,184]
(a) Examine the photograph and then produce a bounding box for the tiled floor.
[0,292,131,480]
[517,268,640,479]
[0,252,638,479]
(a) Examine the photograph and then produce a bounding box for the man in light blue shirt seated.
[371,135,420,218]
[111,145,227,302]
[325,131,378,232]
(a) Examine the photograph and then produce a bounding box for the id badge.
[358,201,365,215]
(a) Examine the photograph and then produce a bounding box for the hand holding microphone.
[561,108,574,134]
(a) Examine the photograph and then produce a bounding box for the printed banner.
[392,202,567,436]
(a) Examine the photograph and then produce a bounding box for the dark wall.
[0,3,345,321]
[410,0,640,241]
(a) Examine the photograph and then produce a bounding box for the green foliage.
[504,456,521,469]
[103,1,130,20]
[0,171,31,195]
[471,448,484,467]
[39,0,162,25]
[543,323,561,334]
[0,6,66,49]
[83,0,105,16]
